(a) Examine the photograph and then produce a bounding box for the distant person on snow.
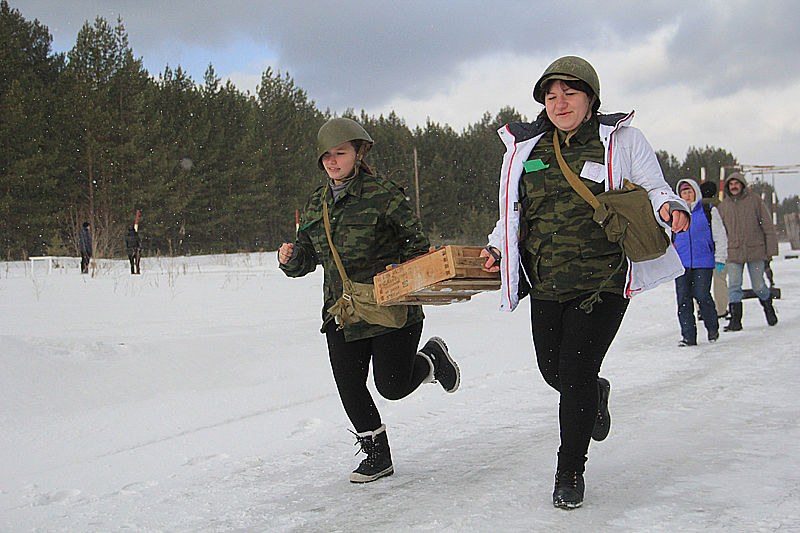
[278,118,460,484]
[672,179,727,346]
[78,222,92,274]
[718,172,778,330]
[480,56,689,509]
[700,180,730,319]
[125,226,141,275]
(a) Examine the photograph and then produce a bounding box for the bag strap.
[322,200,350,283]
[552,129,601,210]
[551,131,628,313]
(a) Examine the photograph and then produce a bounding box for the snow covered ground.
[2,247,799,532]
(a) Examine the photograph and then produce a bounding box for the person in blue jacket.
[673,179,728,346]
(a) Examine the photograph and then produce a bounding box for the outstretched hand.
[660,204,690,233]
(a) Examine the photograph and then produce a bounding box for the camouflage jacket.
[280,170,429,341]
[520,116,626,302]
[488,111,687,312]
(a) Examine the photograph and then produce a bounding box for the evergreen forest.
[2,2,796,260]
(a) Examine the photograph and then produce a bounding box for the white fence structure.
[29,256,83,275]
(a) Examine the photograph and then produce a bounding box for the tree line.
[2,2,794,260]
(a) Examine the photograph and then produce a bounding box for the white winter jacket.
[487,112,688,312]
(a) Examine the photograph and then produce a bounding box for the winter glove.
[715,262,725,273]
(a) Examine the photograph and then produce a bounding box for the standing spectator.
[125,226,141,274]
[672,179,727,346]
[78,222,92,274]
[718,172,778,329]
[700,181,729,318]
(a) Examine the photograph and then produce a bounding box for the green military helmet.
[532,56,600,105]
[317,117,374,170]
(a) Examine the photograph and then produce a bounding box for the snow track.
[2,250,799,531]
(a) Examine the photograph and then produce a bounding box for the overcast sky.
[14,0,800,197]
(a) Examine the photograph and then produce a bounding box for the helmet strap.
[351,143,368,179]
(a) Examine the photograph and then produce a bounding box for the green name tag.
[523,159,549,172]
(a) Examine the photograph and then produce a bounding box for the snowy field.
[2,247,799,532]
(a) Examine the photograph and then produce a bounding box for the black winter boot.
[760,297,778,326]
[350,425,394,483]
[419,337,460,393]
[592,377,611,441]
[724,302,743,331]
[553,470,585,509]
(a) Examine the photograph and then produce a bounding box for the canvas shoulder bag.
[322,201,408,328]
[552,130,671,262]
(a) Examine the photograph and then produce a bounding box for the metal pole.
[413,147,421,220]
[772,173,778,226]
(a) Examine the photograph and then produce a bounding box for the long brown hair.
[351,139,376,176]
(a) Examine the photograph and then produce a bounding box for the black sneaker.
[678,338,697,347]
[708,330,719,343]
[592,377,611,441]
[420,337,460,393]
[553,471,585,509]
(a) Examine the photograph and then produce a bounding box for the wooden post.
[785,213,800,250]
[413,147,421,220]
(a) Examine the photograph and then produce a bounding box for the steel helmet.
[532,56,600,105]
[317,118,374,170]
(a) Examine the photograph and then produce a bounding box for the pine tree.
[0,0,64,258]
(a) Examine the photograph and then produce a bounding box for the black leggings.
[325,321,429,433]
[530,294,628,472]
[128,250,141,274]
[80,252,91,274]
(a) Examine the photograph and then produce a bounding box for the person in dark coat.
[78,222,92,274]
[125,227,141,274]
[700,181,730,318]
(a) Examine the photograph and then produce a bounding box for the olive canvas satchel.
[322,201,408,328]
[552,130,671,263]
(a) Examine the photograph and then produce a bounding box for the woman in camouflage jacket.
[481,57,690,509]
[279,118,460,484]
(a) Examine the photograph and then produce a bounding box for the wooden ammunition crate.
[374,246,501,305]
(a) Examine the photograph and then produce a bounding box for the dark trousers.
[530,294,628,473]
[675,267,718,341]
[128,250,141,274]
[325,321,428,433]
[80,252,91,274]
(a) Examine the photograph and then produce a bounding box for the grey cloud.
[664,3,800,95]
[13,1,800,108]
